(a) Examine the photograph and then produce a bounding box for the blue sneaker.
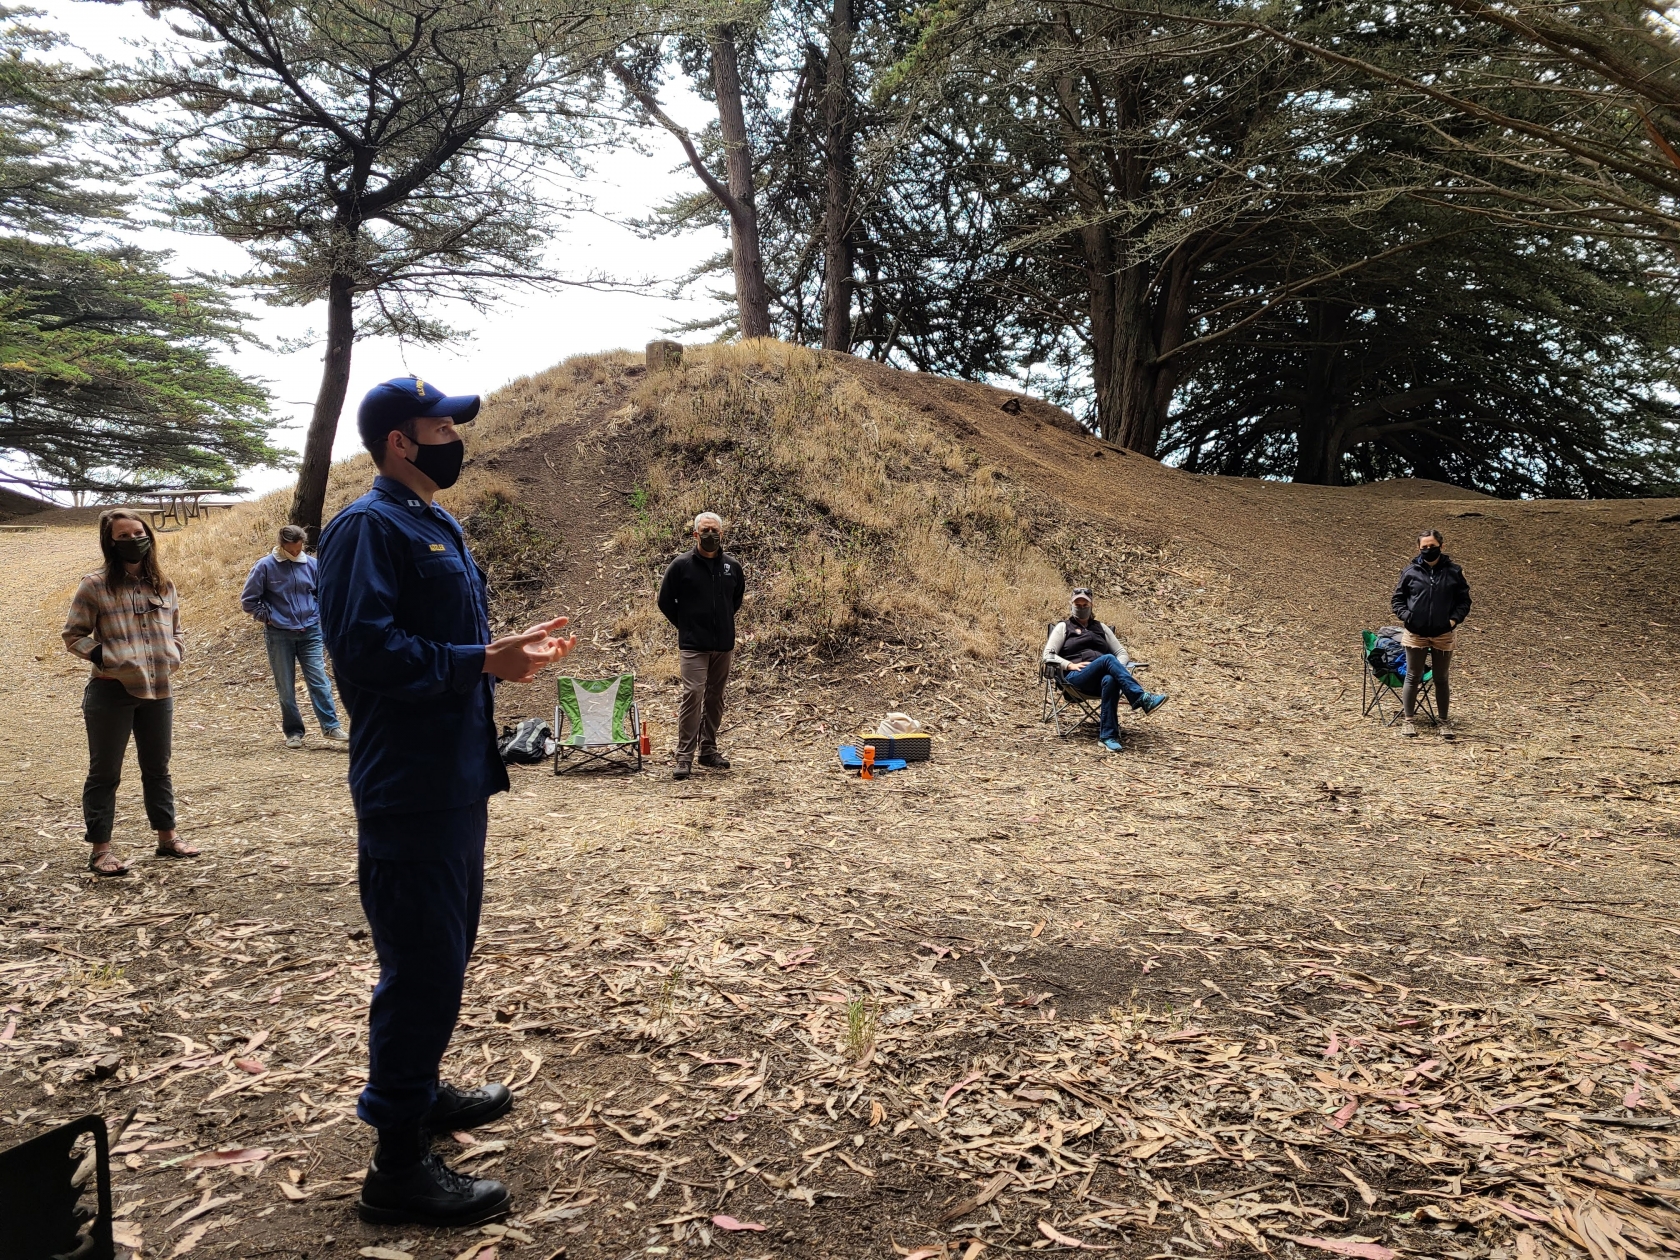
[1100,737,1124,753]
[1140,693,1168,716]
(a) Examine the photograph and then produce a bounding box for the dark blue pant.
[1064,653,1147,742]
[356,802,487,1132]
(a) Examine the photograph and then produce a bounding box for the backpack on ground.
[498,717,555,764]
[1367,626,1406,676]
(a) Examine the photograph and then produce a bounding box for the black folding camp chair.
[0,1113,115,1260]
[1361,630,1435,727]
[1041,658,1103,737]
[1038,622,1148,738]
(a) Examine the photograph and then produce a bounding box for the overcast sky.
[39,0,724,497]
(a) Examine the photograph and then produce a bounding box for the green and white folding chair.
[554,674,642,774]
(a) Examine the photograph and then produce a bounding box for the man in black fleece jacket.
[1389,527,1472,738]
[657,512,745,779]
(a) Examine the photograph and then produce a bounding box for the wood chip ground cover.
[3,390,1679,1258]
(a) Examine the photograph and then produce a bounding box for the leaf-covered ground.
[4,501,1679,1260]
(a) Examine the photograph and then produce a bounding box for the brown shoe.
[87,848,129,877]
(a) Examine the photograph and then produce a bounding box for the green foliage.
[129,0,618,335]
[842,0,1680,493]
[845,994,876,1060]
[0,5,274,494]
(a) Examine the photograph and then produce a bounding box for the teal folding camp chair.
[554,675,642,773]
[1361,630,1435,726]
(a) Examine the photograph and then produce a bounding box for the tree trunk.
[1110,263,1156,453]
[1293,301,1351,485]
[711,27,772,339]
[1053,71,1122,442]
[289,271,355,535]
[821,0,857,352]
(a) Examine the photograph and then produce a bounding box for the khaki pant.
[676,649,733,767]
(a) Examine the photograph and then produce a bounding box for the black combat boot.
[425,1081,513,1135]
[358,1126,510,1226]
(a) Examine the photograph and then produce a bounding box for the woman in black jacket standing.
[1389,528,1472,738]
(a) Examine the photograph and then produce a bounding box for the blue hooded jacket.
[240,549,322,631]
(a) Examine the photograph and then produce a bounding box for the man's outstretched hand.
[483,616,579,683]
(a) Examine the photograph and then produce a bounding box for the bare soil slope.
[1,343,1677,1260]
[833,354,1680,690]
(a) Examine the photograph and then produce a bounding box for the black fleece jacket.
[1390,553,1472,638]
[657,548,745,651]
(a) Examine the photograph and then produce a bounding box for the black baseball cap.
[357,375,481,450]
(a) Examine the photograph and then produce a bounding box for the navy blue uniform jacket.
[317,476,509,820]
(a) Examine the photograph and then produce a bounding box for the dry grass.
[156,351,644,663]
[621,340,1074,662]
[153,342,1152,685]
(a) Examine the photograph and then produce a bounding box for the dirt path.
[3,499,1679,1258]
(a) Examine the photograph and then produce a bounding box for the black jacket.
[1390,553,1472,638]
[658,548,745,651]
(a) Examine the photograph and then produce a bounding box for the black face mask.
[1421,545,1442,562]
[408,437,464,490]
[114,536,151,563]
[698,529,722,553]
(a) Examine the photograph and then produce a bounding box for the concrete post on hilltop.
[647,340,684,372]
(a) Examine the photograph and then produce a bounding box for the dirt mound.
[0,484,56,520]
[156,341,1680,704]
[831,352,1680,687]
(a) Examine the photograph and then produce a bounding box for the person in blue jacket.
[317,376,576,1228]
[240,523,346,749]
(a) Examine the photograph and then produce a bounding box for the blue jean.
[357,803,487,1132]
[1064,654,1147,741]
[264,623,339,737]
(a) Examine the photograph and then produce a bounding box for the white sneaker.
[285,734,304,750]
[1400,719,1418,738]
[323,728,349,744]
[1438,719,1455,739]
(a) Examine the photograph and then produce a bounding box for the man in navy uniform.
[318,376,576,1226]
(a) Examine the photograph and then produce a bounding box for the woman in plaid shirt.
[61,510,200,875]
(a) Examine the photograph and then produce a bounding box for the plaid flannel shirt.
[62,570,184,700]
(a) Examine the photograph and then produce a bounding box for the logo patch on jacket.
[429,543,447,552]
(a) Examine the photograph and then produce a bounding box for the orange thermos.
[860,745,876,780]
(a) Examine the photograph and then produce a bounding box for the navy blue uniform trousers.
[356,802,487,1132]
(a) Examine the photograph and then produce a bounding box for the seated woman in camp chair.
[1042,587,1167,753]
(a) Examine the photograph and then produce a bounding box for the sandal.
[87,850,130,877]
[154,836,200,859]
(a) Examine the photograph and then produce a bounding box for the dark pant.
[356,803,488,1133]
[1402,647,1451,719]
[676,648,733,766]
[1064,654,1148,742]
[81,678,174,845]
[264,623,340,738]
